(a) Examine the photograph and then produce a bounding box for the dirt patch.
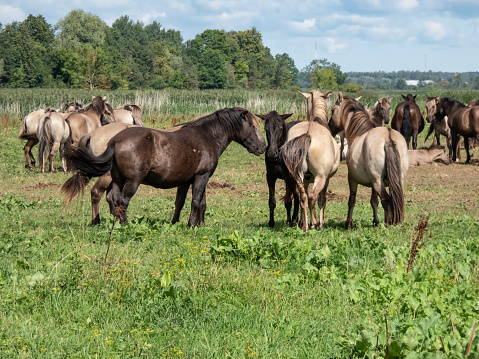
[207,181,236,190]
[21,182,59,190]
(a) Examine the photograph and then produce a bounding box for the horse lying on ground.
[408,145,451,167]
[61,107,266,226]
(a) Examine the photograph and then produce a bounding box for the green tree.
[273,53,297,89]
[312,67,338,90]
[198,48,227,89]
[395,78,407,90]
[298,58,345,88]
[55,10,108,48]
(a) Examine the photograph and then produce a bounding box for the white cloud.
[394,0,419,11]
[424,21,447,41]
[140,11,166,24]
[325,37,346,52]
[0,5,26,25]
[289,18,316,33]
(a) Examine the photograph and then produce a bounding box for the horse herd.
[17,91,478,232]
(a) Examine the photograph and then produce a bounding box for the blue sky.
[1,0,478,72]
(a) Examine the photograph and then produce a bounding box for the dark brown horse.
[435,97,479,163]
[60,107,266,226]
[391,94,425,149]
[256,111,299,228]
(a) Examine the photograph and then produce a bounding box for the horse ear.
[388,97,393,103]
[325,91,334,98]
[300,91,311,100]
[102,96,107,101]
[256,114,266,121]
[281,113,293,120]
[355,96,362,101]
[92,95,95,100]
[337,91,344,103]
[413,95,417,100]
[401,94,406,99]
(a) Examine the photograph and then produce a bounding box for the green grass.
[1,89,479,358]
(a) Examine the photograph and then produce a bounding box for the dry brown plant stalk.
[406,216,429,273]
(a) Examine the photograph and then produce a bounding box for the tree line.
[0,11,337,91]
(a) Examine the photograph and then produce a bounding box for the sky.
[1,0,479,73]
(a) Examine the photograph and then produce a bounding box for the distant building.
[406,80,434,86]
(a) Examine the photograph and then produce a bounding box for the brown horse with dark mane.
[391,94,425,149]
[60,107,266,226]
[257,111,299,228]
[435,97,479,163]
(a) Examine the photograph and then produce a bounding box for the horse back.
[449,107,479,136]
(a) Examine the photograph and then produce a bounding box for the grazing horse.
[280,89,340,232]
[60,107,266,226]
[257,111,299,228]
[103,103,144,126]
[435,97,479,164]
[408,145,451,167]
[466,99,479,107]
[37,111,71,173]
[391,94,425,149]
[328,92,409,228]
[66,96,108,146]
[368,97,392,127]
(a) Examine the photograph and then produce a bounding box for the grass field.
[1,89,479,358]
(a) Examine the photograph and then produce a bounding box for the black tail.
[401,105,413,146]
[384,130,404,225]
[37,115,51,170]
[60,140,116,206]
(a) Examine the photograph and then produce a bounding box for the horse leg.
[116,180,141,224]
[370,188,380,227]
[24,138,39,169]
[91,173,112,225]
[345,175,358,229]
[266,172,277,228]
[464,137,471,164]
[172,184,190,224]
[50,141,61,173]
[188,175,210,227]
[412,131,418,150]
[283,184,293,226]
[309,176,327,229]
[372,181,391,225]
[292,192,299,226]
[435,131,440,146]
[198,190,207,226]
[59,143,67,172]
[317,178,330,229]
[450,129,459,162]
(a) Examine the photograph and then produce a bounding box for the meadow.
[1,89,479,358]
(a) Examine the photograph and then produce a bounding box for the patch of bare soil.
[21,182,59,190]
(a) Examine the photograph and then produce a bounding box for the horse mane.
[442,97,466,114]
[341,98,375,143]
[310,89,329,123]
[182,107,250,135]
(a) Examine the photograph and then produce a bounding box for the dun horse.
[257,111,299,228]
[280,89,340,232]
[368,97,392,127]
[408,145,451,167]
[66,96,108,146]
[37,111,71,173]
[60,107,266,226]
[103,103,144,126]
[391,94,424,149]
[328,92,409,228]
[435,97,479,163]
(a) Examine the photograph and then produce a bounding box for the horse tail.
[37,114,51,170]
[18,115,37,140]
[59,140,116,206]
[279,134,311,197]
[424,121,435,142]
[132,112,144,127]
[384,130,405,225]
[401,104,413,145]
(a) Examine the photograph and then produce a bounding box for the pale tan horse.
[66,96,108,146]
[18,103,81,169]
[408,145,451,167]
[37,111,71,173]
[103,103,144,126]
[368,97,392,127]
[328,92,409,228]
[280,89,340,231]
